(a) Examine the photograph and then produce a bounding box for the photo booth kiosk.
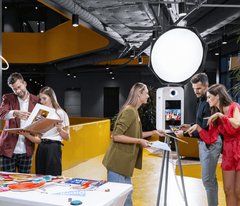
[150,26,206,206]
[156,87,184,132]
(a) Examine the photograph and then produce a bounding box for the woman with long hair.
[187,84,240,206]
[21,86,70,176]
[102,82,165,206]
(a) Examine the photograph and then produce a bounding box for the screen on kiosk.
[165,100,181,130]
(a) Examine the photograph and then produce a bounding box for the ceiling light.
[72,14,79,27]
[222,34,227,45]
[152,30,158,40]
[130,49,135,58]
[178,2,187,17]
[138,56,143,64]
[39,21,45,33]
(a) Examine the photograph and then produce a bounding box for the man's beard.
[17,90,27,98]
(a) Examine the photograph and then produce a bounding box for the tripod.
[156,135,188,206]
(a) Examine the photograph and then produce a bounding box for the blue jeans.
[107,170,132,206]
[199,136,222,206]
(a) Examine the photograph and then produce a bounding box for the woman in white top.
[21,86,70,176]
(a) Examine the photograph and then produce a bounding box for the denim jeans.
[199,136,222,206]
[107,170,132,206]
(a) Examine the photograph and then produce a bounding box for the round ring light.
[151,27,206,84]
[0,55,9,70]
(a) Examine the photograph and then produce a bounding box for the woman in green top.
[102,82,165,206]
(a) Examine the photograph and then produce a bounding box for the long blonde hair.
[39,86,61,110]
[120,82,147,112]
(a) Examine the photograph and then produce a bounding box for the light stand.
[150,27,206,206]
[156,134,188,206]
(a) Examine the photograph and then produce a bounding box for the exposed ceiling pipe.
[174,0,208,26]
[42,0,127,46]
[201,4,240,8]
[176,0,240,40]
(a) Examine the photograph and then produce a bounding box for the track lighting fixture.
[152,30,158,41]
[222,34,227,45]
[72,14,79,27]
[130,49,135,58]
[138,56,143,64]
[179,1,187,17]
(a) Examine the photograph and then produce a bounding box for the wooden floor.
[63,150,225,206]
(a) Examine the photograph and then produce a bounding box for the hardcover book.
[64,178,107,190]
[2,103,62,135]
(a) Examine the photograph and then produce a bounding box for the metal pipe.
[201,4,240,8]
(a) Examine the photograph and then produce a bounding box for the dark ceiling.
[2,0,240,72]
[2,0,67,33]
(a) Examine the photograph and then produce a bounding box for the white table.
[0,182,132,206]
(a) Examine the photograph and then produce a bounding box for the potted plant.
[139,86,156,131]
[229,67,240,99]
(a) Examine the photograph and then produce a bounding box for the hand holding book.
[13,110,31,120]
[3,118,63,135]
[1,103,62,136]
[55,121,64,132]
[18,130,41,144]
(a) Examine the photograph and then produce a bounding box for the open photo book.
[2,103,62,135]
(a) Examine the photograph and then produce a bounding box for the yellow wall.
[98,56,149,65]
[3,21,109,64]
[31,117,111,173]
[69,117,107,125]
[3,0,145,65]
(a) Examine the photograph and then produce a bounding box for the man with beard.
[0,73,39,173]
[175,73,222,206]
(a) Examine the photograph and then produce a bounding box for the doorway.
[104,87,119,118]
